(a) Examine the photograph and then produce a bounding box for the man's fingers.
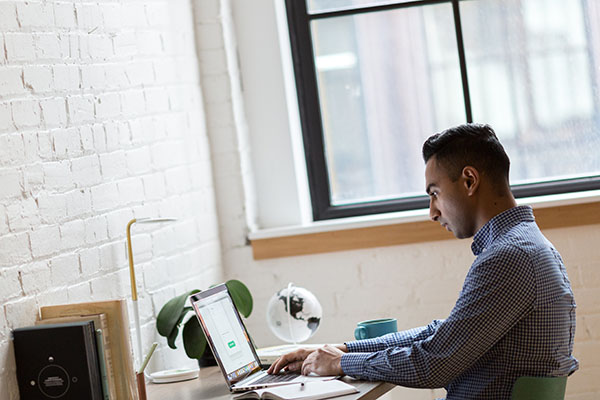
[268,356,288,374]
[267,356,286,374]
[267,359,278,374]
[301,351,317,375]
[298,345,343,376]
[286,361,302,372]
[301,361,310,376]
[268,350,310,374]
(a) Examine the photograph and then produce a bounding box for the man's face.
[425,157,476,239]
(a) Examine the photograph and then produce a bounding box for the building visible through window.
[287,0,600,220]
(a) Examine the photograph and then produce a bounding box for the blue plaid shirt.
[341,206,578,399]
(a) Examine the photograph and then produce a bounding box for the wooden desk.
[146,366,394,400]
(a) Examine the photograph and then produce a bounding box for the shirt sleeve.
[340,246,536,388]
[345,320,444,352]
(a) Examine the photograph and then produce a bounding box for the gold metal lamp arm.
[126,217,176,370]
[127,218,138,301]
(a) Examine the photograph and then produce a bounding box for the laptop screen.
[190,285,261,384]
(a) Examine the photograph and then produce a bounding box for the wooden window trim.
[250,200,600,260]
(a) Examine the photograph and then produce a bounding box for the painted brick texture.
[2,1,598,400]
[0,1,224,397]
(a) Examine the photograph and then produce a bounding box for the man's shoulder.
[473,222,561,282]
[470,241,535,282]
[494,219,549,253]
[480,239,532,263]
[462,241,537,304]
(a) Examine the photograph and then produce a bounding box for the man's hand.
[267,348,316,375]
[267,344,348,376]
[300,344,345,376]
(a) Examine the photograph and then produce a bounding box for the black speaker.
[13,321,104,400]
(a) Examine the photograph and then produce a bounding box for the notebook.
[233,379,358,400]
[190,284,336,392]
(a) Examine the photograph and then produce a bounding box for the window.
[285,0,600,221]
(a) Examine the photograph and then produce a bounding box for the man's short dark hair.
[422,123,510,183]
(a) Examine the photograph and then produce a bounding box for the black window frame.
[285,0,600,221]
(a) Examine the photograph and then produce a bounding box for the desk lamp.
[126,217,176,369]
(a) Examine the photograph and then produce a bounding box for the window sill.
[248,190,600,259]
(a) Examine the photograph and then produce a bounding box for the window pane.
[310,4,465,205]
[306,0,413,14]
[461,0,600,185]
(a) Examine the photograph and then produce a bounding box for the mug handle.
[354,326,367,340]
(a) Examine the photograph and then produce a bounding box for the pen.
[300,381,305,391]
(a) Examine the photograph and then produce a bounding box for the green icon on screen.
[228,341,236,348]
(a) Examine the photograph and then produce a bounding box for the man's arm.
[268,322,443,376]
[345,321,443,353]
[341,248,536,388]
[294,325,441,377]
[295,323,444,376]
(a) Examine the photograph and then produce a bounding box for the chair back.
[511,376,567,400]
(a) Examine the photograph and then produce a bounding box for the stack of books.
[13,300,137,400]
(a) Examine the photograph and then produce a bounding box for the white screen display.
[193,291,257,377]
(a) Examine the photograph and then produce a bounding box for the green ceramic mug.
[354,318,398,340]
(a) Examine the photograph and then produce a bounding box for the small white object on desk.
[150,368,199,384]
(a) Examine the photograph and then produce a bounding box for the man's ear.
[462,166,480,196]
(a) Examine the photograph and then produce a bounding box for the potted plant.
[156,279,253,366]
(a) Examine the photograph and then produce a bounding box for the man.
[268,123,578,399]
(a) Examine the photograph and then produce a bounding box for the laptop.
[190,284,330,392]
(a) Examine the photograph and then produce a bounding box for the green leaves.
[166,307,192,349]
[226,279,253,318]
[156,289,199,339]
[183,317,206,359]
[155,280,253,360]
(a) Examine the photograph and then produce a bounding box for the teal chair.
[511,376,567,400]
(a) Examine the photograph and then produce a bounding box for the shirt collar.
[471,205,535,255]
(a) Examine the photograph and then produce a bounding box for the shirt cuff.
[340,352,372,378]
[345,338,382,352]
[345,340,362,352]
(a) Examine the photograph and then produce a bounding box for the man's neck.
[474,191,517,234]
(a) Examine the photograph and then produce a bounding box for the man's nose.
[429,203,440,222]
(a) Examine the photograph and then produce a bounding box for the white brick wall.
[2,1,598,399]
[0,0,224,397]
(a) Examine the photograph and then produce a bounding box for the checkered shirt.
[340,206,578,399]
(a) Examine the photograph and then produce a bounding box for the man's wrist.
[335,343,348,352]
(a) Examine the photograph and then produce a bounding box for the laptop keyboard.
[253,372,299,385]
